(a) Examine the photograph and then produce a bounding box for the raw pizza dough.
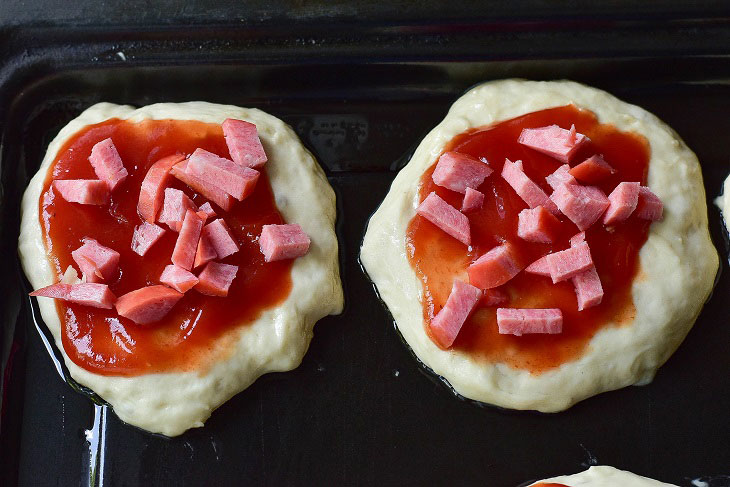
[715,174,730,229]
[528,465,678,487]
[19,102,344,436]
[360,79,717,412]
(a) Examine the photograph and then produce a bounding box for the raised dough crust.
[528,465,678,486]
[715,174,730,229]
[360,79,717,412]
[19,102,344,436]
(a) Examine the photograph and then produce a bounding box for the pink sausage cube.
[159,264,199,293]
[569,231,586,247]
[115,285,183,324]
[195,262,239,297]
[518,124,588,163]
[461,187,484,213]
[194,232,218,269]
[429,280,482,349]
[131,222,166,257]
[545,241,593,283]
[30,283,116,309]
[89,138,128,191]
[501,159,559,215]
[158,188,197,232]
[203,219,239,259]
[497,308,563,336]
[259,223,311,262]
[187,148,260,201]
[545,164,577,190]
[171,210,204,271]
[71,238,120,283]
[550,183,609,230]
[432,151,493,194]
[603,182,640,225]
[467,242,522,289]
[571,267,604,310]
[198,202,217,220]
[170,160,235,211]
[52,180,110,205]
[137,154,185,223]
[635,186,664,221]
[222,119,268,168]
[569,154,616,184]
[524,255,551,277]
[517,206,562,244]
[416,192,471,246]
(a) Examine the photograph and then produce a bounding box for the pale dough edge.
[360,79,718,412]
[18,101,344,436]
[528,465,679,487]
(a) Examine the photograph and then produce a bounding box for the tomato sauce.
[406,105,651,374]
[40,118,293,376]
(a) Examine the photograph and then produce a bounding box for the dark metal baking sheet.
[1,18,730,487]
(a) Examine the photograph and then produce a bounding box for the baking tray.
[1,14,730,487]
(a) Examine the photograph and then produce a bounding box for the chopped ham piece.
[131,222,166,257]
[158,188,197,232]
[635,186,663,221]
[260,223,311,262]
[203,219,239,259]
[482,288,508,306]
[416,192,471,246]
[545,241,593,283]
[496,308,563,336]
[222,119,268,168]
[524,255,551,277]
[115,285,183,324]
[30,283,116,309]
[501,159,559,215]
[517,206,561,244]
[71,239,120,283]
[187,148,260,201]
[550,183,609,230]
[572,267,604,310]
[159,264,199,293]
[171,210,204,270]
[432,151,493,194]
[194,232,218,269]
[569,231,585,247]
[198,202,216,220]
[89,138,128,191]
[170,159,234,211]
[52,180,110,205]
[569,154,616,184]
[545,164,577,190]
[603,182,640,225]
[461,188,484,213]
[195,262,238,297]
[429,280,482,348]
[137,153,185,223]
[468,242,522,289]
[518,124,588,163]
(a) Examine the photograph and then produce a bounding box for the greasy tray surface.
[1,31,730,487]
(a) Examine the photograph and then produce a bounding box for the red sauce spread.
[406,105,651,374]
[40,118,293,376]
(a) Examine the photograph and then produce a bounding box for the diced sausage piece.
[89,138,128,190]
[467,242,522,289]
[30,283,116,309]
[52,180,110,205]
[131,222,166,257]
[203,219,239,259]
[461,188,484,213]
[159,264,199,293]
[416,192,471,246]
[198,202,217,220]
[496,308,563,336]
[482,288,508,306]
[524,255,551,277]
[195,262,239,297]
[501,159,559,215]
[71,239,120,283]
[545,241,593,283]
[569,231,585,247]
[158,188,197,232]
[187,148,260,201]
[550,183,609,230]
[137,154,185,223]
[170,160,234,211]
[603,181,640,225]
[571,267,604,311]
[222,119,268,168]
[432,151,493,194]
[171,210,204,271]
[635,186,664,221]
[545,164,577,190]
[194,232,218,269]
[569,154,616,184]
[429,280,482,348]
[517,206,561,244]
[259,223,311,262]
[115,285,183,324]
[518,124,588,163]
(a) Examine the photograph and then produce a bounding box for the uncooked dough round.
[715,174,730,229]
[528,465,678,486]
[360,79,717,411]
[19,102,343,436]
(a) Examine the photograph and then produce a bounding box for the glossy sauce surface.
[40,118,292,376]
[406,105,651,373]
